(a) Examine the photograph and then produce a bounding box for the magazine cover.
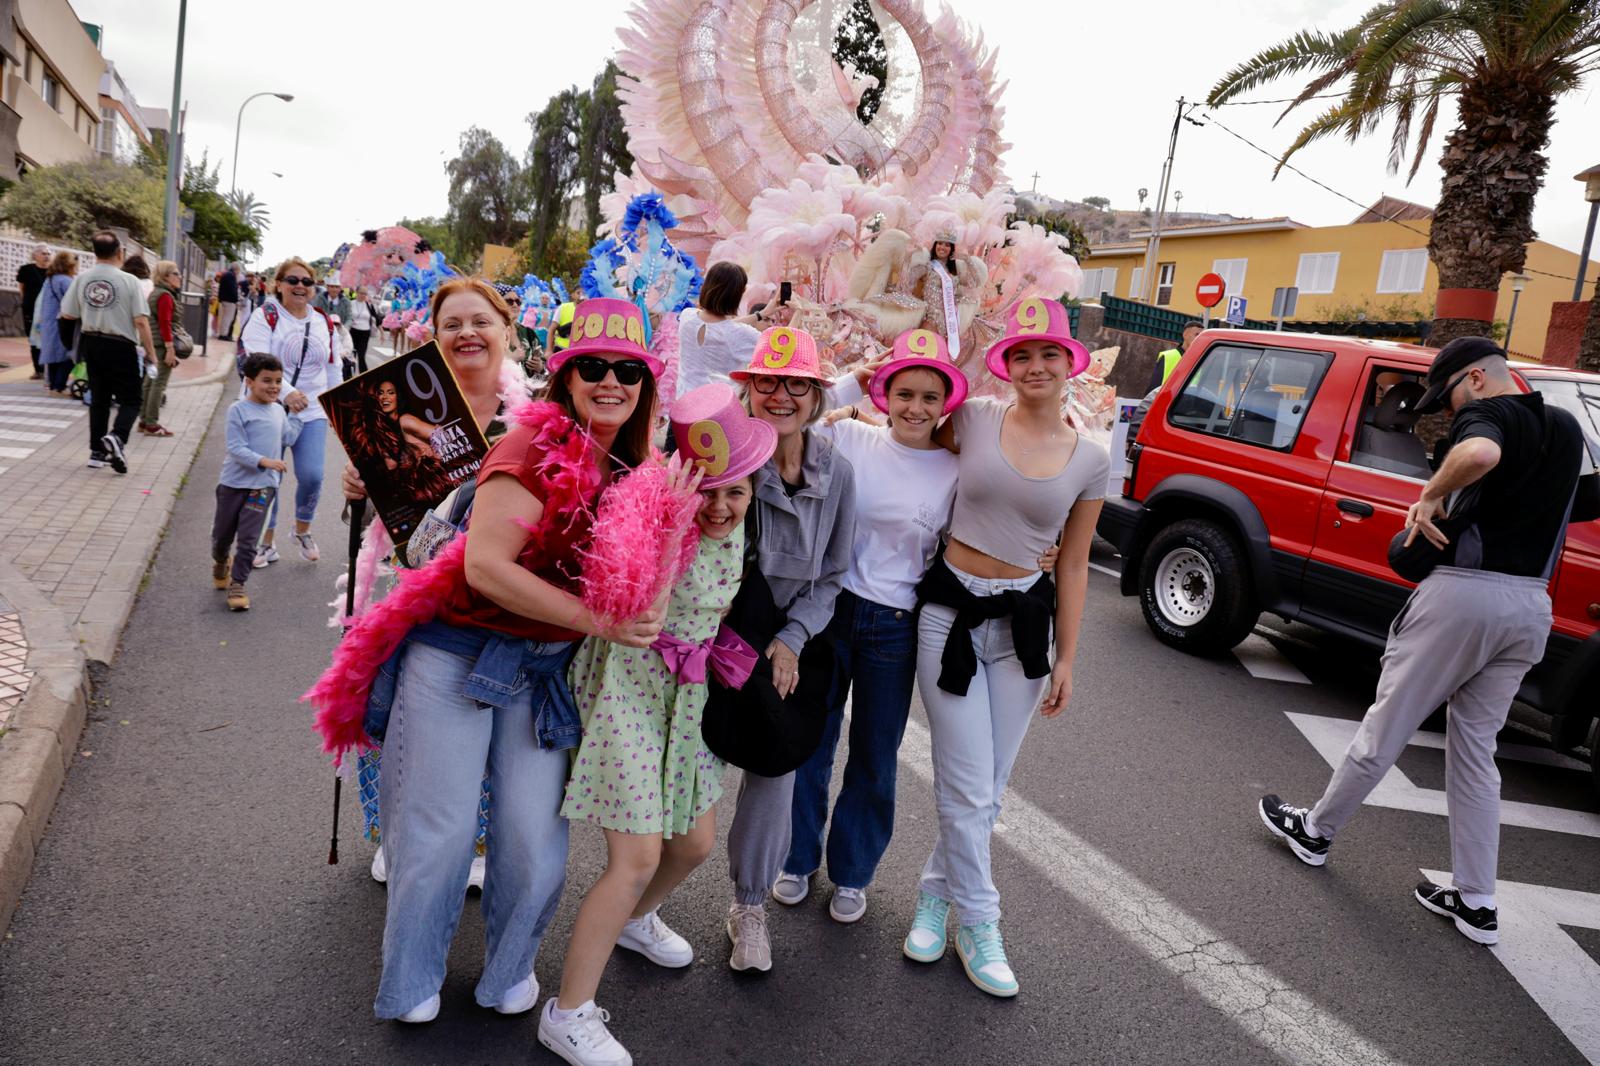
[319,342,488,547]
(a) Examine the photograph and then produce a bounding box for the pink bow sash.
[651,625,758,688]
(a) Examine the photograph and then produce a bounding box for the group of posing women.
[308,267,1108,1066]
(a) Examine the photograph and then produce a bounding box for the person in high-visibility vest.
[549,300,576,353]
[1149,321,1202,393]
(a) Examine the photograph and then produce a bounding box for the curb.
[0,555,87,935]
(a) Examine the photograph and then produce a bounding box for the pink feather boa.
[304,399,700,761]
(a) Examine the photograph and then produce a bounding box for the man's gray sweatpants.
[1309,566,1551,897]
[728,770,795,906]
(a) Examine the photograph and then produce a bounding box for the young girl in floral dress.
[538,383,776,1066]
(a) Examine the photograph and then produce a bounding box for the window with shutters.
[1080,267,1118,300]
[1156,262,1176,306]
[1129,266,1146,301]
[1377,249,1428,293]
[1294,252,1340,295]
[1212,258,1248,300]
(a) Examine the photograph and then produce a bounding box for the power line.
[1208,91,1350,106]
[1195,111,1582,284]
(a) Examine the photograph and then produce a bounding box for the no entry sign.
[1195,272,1226,308]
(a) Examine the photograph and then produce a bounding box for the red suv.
[1098,330,1600,787]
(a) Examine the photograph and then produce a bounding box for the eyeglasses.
[751,375,816,398]
[281,275,314,287]
[571,356,649,386]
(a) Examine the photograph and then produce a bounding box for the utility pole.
[1141,98,1188,305]
[161,0,187,262]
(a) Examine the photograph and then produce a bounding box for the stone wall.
[1542,301,1589,369]
[1076,303,1169,398]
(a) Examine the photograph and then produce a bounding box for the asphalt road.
[1,401,1595,1065]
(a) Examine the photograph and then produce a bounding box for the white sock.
[1458,890,1495,911]
[550,1000,592,1022]
[1300,811,1326,839]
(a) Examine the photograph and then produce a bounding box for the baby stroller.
[68,359,89,403]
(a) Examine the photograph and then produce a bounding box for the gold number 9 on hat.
[1016,298,1049,335]
[763,329,797,369]
[688,419,730,477]
[906,330,937,357]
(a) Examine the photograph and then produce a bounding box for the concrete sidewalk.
[0,333,232,932]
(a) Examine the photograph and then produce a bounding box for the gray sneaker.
[828,886,867,924]
[726,903,772,972]
[771,871,810,905]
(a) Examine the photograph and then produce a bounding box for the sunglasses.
[751,375,816,398]
[281,275,314,287]
[571,356,649,386]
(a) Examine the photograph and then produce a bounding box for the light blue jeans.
[266,415,326,528]
[916,562,1050,926]
[374,640,571,1017]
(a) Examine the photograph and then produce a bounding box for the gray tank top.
[947,398,1111,570]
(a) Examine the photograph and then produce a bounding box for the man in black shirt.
[17,243,49,378]
[1258,337,1583,946]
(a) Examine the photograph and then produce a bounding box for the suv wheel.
[1138,519,1259,655]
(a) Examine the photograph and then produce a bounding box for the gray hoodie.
[753,430,856,656]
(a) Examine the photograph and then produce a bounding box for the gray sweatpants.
[1309,566,1551,897]
[727,770,795,906]
[212,484,275,584]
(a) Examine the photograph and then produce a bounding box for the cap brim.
[868,358,970,414]
[698,419,778,489]
[1414,381,1450,414]
[984,334,1091,381]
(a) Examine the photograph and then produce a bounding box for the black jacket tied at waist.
[915,559,1055,696]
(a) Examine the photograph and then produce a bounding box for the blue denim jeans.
[374,639,572,1018]
[784,590,917,889]
[266,415,326,529]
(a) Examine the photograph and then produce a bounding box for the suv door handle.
[1336,499,1375,517]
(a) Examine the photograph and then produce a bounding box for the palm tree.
[1208,1,1600,346]
[225,190,271,233]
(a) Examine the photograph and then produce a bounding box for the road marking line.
[0,413,77,427]
[1234,633,1312,684]
[1285,712,1600,838]
[1087,561,1121,578]
[1,403,85,416]
[1401,728,1589,772]
[898,717,1414,1066]
[1421,869,1600,1063]
[0,445,34,459]
[0,428,54,443]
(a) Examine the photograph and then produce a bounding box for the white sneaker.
[397,993,439,1024]
[370,848,387,884]
[467,854,486,892]
[538,999,632,1066]
[771,871,810,906]
[294,532,320,562]
[616,909,693,968]
[495,970,539,1015]
[828,886,867,924]
[252,545,280,569]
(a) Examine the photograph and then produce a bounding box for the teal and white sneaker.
[955,921,1019,998]
[902,891,951,963]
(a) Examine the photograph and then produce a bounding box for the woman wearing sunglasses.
[241,257,342,565]
[365,296,673,1026]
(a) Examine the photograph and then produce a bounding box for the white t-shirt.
[239,299,341,423]
[676,308,761,399]
[348,300,373,331]
[815,417,959,610]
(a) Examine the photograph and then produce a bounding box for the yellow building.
[1080,198,1600,359]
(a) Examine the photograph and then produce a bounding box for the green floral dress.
[562,526,743,837]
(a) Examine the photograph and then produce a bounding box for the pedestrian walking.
[720,326,857,975]
[241,258,341,565]
[18,243,49,380]
[541,386,771,1066]
[1259,336,1585,946]
[215,262,241,339]
[139,260,183,438]
[347,285,378,373]
[213,354,298,611]
[36,251,77,397]
[58,231,158,474]
[903,298,1107,998]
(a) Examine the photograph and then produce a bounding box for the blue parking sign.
[1225,294,1248,326]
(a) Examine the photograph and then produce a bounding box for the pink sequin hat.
[728,325,832,384]
[547,297,664,377]
[984,297,1091,381]
[672,383,778,490]
[868,329,969,414]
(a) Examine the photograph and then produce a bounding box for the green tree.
[1011,206,1091,262]
[525,88,585,274]
[1578,273,1600,373]
[225,190,270,233]
[397,216,460,265]
[181,152,261,259]
[0,158,164,245]
[579,61,634,242]
[1207,0,1600,347]
[1082,196,1111,212]
[832,0,888,124]
[444,126,530,262]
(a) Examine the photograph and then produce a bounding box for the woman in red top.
[369,293,674,1026]
[139,260,182,436]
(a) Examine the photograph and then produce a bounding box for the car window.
[1528,377,1600,466]
[1346,365,1433,479]
[1167,343,1328,450]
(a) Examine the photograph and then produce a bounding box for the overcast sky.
[75,0,1598,274]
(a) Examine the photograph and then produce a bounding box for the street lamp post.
[161,0,187,261]
[231,91,294,196]
[1574,164,1600,301]
[1505,273,1530,352]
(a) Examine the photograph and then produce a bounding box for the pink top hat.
[984,297,1091,381]
[547,297,664,377]
[868,329,970,414]
[672,383,779,490]
[728,325,832,384]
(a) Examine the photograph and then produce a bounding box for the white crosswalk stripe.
[0,413,78,428]
[0,389,89,471]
